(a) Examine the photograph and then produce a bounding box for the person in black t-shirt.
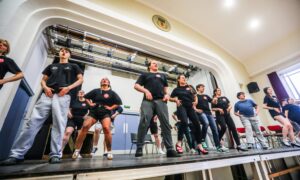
[91,106,124,157]
[134,60,179,158]
[1,48,83,165]
[262,87,300,147]
[0,39,23,90]
[62,90,90,152]
[211,88,247,151]
[194,84,227,152]
[73,77,122,160]
[170,74,208,155]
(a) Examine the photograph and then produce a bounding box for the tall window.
[282,68,300,99]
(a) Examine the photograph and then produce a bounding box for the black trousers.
[176,105,202,144]
[216,113,241,146]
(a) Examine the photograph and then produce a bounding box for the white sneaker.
[282,139,291,147]
[90,147,98,156]
[296,137,300,144]
[107,153,113,160]
[72,150,80,159]
[78,154,82,159]
[158,148,166,155]
[189,149,197,154]
[220,146,229,152]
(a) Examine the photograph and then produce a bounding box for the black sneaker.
[135,148,143,157]
[167,150,181,158]
[49,157,61,164]
[103,153,108,157]
[0,157,24,166]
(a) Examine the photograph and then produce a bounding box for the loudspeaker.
[247,82,260,93]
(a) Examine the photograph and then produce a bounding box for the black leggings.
[216,113,241,146]
[176,105,202,144]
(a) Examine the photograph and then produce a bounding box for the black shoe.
[263,146,272,150]
[103,153,108,157]
[291,142,300,148]
[237,145,248,152]
[49,157,61,164]
[135,148,143,157]
[167,150,181,158]
[0,157,24,166]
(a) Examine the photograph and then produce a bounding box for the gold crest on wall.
[152,15,171,32]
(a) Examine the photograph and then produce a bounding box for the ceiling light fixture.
[248,18,261,30]
[223,0,235,8]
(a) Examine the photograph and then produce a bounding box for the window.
[281,68,300,99]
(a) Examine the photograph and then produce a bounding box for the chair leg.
[130,144,133,154]
[145,144,148,154]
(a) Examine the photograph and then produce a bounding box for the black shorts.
[269,110,284,119]
[89,106,111,121]
[148,120,158,134]
[66,117,84,130]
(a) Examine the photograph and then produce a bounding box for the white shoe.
[158,149,166,155]
[72,150,80,159]
[296,137,300,144]
[90,147,98,156]
[78,154,82,159]
[282,139,291,147]
[107,153,113,160]
[189,149,197,154]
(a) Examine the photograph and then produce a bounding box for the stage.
[1,147,300,180]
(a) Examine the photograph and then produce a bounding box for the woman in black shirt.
[62,90,89,152]
[170,74,208,154]
[212,88,247,151]
[73,77,122,160]
[262,87,299,147]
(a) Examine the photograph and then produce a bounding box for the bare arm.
[254,105,259,115]
[41,75,54,97]
[134,83,152,100]
[0,72,24,85]
[162,86,170,102]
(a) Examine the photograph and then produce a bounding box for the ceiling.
[137,0,300,62]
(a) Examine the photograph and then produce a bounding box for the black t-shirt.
[263,95,281,109]
[136,72,168,100]
[196,94,212,115]
[212,96,230,116]
[42,63,83,90]
[282,104,300,121]
[171,85,195,107]
[70,99,90,118]
[84,89,122,106]
[0,56,22,89]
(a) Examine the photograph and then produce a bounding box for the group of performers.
[0,39,300,166]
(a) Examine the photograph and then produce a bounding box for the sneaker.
[291,141,300,148]
[167,150,181,158]
[158,148,166,155]
[72,150,80,159]
[282,139,291,147]
[247,143,254,149]
[0,157,23,166]
[201,142,208,149]
[263,146,272,150]
[103,153,108,157]
[296,137,300,144]
[219,146,229,152]
[78,154,83,159]
[49,157,61,164]
[107,153,113,160]
[189,148,197,154]
[90,147,98,156]
[175,144,183,154]
[135,148,143,157]
[216,146,227,152]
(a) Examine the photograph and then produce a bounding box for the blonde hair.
[0,39,10,55]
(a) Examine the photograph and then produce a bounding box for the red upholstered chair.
[236,127,247,144]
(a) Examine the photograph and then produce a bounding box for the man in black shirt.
[194,84,226,152]
[0,39,24,90]
[134,60,179,158]
[1,48,83,165]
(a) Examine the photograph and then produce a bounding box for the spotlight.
[107,48,113,57]
[66,38,72,47]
